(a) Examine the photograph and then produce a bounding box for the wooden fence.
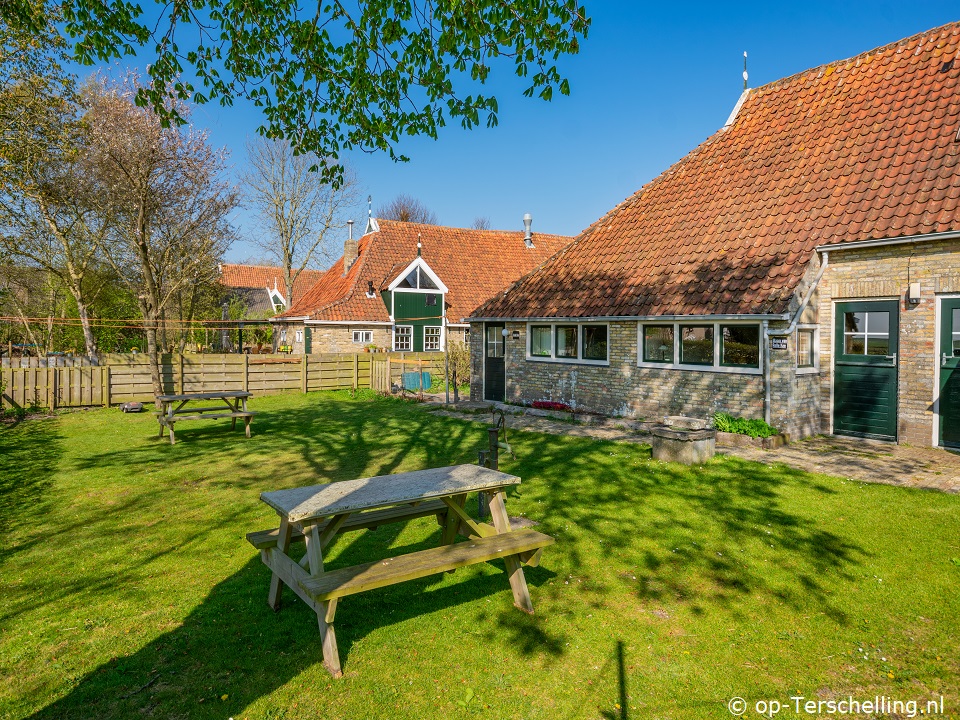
[0,352,445,410]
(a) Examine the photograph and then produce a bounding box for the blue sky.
[87,2,960,262]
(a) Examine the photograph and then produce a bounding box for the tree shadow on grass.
[0,417,62,560]
[491,429,867,625]
[27,542,558,720]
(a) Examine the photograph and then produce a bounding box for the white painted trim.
[270,315,310,322]
[473,313,789,323]
[304,320,393,326]
[386,257,449,293]
[637,320,764,374]
[393,325,413,352]
[795,325,820,375]
[525,321,611,366]
[723,89,751,128]
[816,229,960,253]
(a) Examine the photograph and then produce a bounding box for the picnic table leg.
[487,490,535,614]
[168,420,176,445]
[267,517,292,611]
[244,415,252,438]
[303,522,343,678]
[440,493,466,546]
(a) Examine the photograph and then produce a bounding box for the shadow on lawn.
[501,431,866,625]
[28,540,557,720]
[0,417,62,556]
[68,393,480,490]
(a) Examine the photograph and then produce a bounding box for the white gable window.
[269,289,286,314]
[394,326,412,351]
[424,326,442,351]
[388,257,449,294]
[295,329,303,343]
[353,330,373,344]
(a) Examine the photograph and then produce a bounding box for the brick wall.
[470,319,817,438]
[273,321,392,354]
[818,239,960,446]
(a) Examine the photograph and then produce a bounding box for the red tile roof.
[279,220,573,323]
[220,264,325,304]
[474,22,960,320]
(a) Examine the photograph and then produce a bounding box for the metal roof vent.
[523,213,534,248]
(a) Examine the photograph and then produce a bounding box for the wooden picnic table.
[246,464,554,677]
[156,391,255,445]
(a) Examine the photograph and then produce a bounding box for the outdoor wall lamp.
[502,328,509,337]
[907,281,921,304]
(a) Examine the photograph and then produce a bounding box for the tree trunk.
[67,284,97,359]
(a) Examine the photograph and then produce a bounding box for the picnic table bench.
[156,391,254,445]
[247,464,554,677]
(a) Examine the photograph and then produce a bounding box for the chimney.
[523,213,534,248]
[343,220,358,276]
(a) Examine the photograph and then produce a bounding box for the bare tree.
[0,12,107,358]
[83,74,236,399]
[241,138,359,310]
[377,194,438,225]
[472,216,491,230]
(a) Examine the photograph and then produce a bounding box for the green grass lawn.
[1,391,958,720]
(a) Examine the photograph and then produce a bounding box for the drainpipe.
[762,319,771,425]
[762,251,829,425]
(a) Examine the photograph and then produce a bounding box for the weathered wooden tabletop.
[260,464,520,523]
[157,391,252,402]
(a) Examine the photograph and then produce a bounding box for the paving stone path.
[423,401,960,494]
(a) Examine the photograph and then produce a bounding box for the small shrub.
[713,412,778,438]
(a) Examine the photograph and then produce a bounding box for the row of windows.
[393,326,442,351]
[528,323,609,363]
[522,323,819,371]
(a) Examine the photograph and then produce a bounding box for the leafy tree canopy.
[2,1,590,184]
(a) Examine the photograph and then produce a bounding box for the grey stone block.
[650,426,716,464]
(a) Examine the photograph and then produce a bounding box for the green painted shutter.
[304,326,312,354]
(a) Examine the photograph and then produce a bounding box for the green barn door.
[484,323,505,402]
[939,298,960,448]
[833,300,899,441]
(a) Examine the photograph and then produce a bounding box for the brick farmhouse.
[469,22,960,448]
[273,218,571,355]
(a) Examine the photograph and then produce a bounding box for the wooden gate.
[370,357,391,394]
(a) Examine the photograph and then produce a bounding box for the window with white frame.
[394,325,412,351]
[639,322,762,372]
[797,328,817,369]
[295,329,303,343]
[280,329,287,343]
[526,323,608,363]
[353,330,373,344]
[424,326,441,351]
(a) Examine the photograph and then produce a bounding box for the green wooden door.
[303,326,312,354]
[483,323,505,402]
[939,298,960,448]
[833,300,899,441]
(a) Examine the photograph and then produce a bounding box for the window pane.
[530,326,552,356]
[797,330,814,367]
[556,326,578,358]
[721,325,760,367]
[844,312,865,333]
[643,325,674,363]
[845,335,865,354]
[419,271,439,290]
[680,326,714,365]
[582,325,608,361]
[867,336,889,356]
[486,327,504,358]
[395,326,412,351]
[867,312,889,334]
[424,326,441,351]
[398,270,417,288]
[954,308,960,333]
[425,293,437,306]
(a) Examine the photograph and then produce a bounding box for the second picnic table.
[156,391,254,445]
[246,464,554,677]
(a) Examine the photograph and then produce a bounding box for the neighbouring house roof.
[473,22,960,321]
[219,264,326,315]
[277,220,573,323]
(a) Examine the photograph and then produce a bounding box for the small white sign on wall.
[769,337,788,350]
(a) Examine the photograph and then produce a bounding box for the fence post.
[104,366,111,407]
[353,354,359,390]
[301,354,308,393]
[52,367,59,409]
[243,353,249,392]
[178,354,185,395]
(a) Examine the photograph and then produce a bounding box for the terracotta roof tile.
[474,22,960,320]
[279,220,573,323]
[219,264,324,304]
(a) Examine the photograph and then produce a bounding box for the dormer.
[268,279,286,314]
[387,257,449,295]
